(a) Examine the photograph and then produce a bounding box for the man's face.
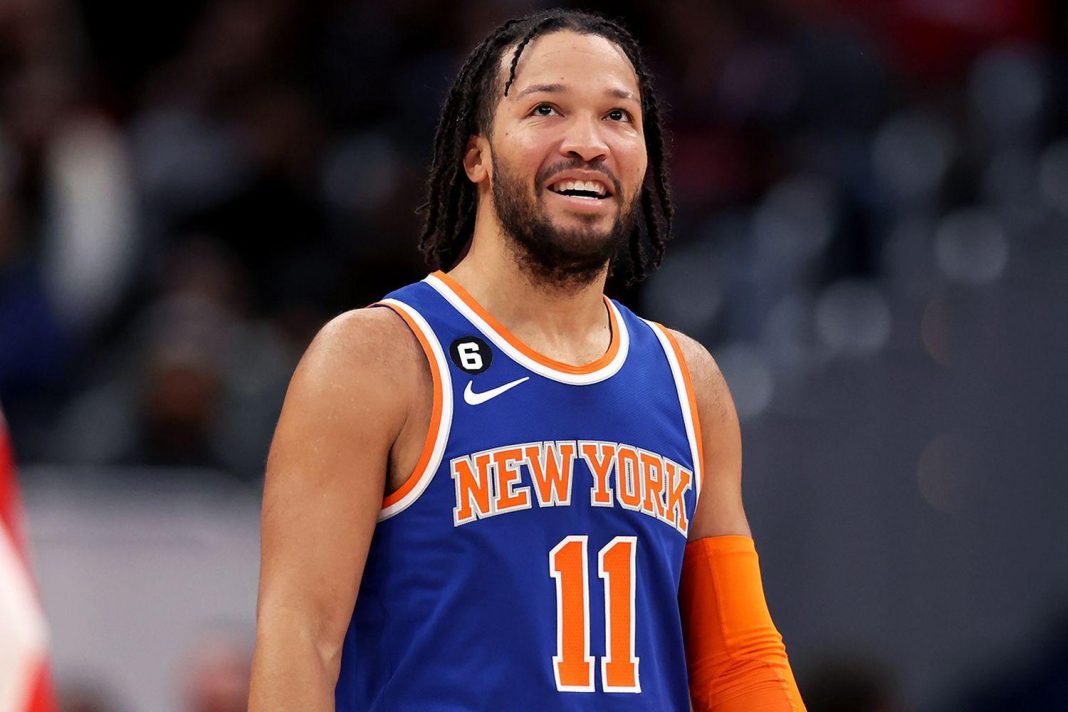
[482,30,648,284]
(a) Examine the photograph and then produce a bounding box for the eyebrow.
[515,83,639,103]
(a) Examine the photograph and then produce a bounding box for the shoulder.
[303,305,422,372]
[661,328,737,432]
[284,306,427,428]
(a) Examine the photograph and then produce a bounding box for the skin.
[249,30,749,711]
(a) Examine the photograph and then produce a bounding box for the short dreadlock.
[417,9,674,285]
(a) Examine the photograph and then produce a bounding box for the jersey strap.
[645,322,705,498]
[372,298,453,521]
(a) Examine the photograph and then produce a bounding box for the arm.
[248,307,424,711]
[669,330,805,711]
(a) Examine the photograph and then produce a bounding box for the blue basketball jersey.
[335,272,704,711]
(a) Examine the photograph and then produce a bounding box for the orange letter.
[492,446,531,514]
[640,450,667,521]
[452,452,493,526]
[580,441,616,507]
[614,446,642,510]
[525,441,576,507]
[663,460,692,535]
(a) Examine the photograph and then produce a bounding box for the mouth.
[545,177,613,201]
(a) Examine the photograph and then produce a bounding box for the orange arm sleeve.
[679,535,805,711]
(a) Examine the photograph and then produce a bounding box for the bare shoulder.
[301,306,423,380]
[664,328,737,432]
[272,306,428,466]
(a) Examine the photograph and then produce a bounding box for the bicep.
[256,311,409,654]
[671,330,751,541]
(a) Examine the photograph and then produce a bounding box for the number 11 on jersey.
[549,535,640,693]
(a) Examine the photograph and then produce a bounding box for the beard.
[491,153,638,291]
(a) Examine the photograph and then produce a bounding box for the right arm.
[248,307,420,711]
[669,329,804,711]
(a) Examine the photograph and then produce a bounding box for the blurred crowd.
[0,0,1062,476]
[2,0,1068,709]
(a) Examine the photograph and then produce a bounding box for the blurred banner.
[0,407,55,712]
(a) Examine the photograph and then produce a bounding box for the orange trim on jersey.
[375,302,445,508]
[432,271,621,375]
[655,324,705,495]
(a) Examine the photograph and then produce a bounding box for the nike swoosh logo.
[463,377,530,406]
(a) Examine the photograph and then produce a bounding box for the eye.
[606,108,632,122]
[531,104,557,117]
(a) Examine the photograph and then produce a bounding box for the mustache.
[536,159,622,197]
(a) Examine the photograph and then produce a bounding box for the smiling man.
[250,10,804,712]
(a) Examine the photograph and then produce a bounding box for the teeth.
[550,179,607,196]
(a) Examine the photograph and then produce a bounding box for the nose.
[559,114,609,163]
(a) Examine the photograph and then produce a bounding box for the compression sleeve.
[679,535,805,711]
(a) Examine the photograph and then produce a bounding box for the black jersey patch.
[449,336,492,374]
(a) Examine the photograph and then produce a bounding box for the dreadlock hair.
[417,9,674,285]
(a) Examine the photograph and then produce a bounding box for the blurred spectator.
[0,182,70,451]
[52,239,295,478]
[120,317,228,472]
[41,112,137,340]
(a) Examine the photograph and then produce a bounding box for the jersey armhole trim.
[647,322,705,500]
[373,299,453,520]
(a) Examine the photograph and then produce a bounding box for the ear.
[463,135,491,185]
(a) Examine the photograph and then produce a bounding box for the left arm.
[668,330,805,712]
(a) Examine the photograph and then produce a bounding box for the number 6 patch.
[449,336,492,374]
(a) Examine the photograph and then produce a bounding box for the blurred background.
[2,0,1067,709]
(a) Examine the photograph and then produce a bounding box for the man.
[250,10,804,711]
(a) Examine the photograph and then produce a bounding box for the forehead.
[500,30,640,100]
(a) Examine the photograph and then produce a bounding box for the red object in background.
[885,0,1045,79]
[794,0,1046,80]
[0,407,57,712]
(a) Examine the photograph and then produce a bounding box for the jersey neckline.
[425,271,629,385]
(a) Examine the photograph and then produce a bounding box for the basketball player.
[250,10,804,711]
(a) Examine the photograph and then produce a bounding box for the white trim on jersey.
[646,321,704,501]
[378,299,454,521]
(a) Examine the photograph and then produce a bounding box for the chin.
[548,221,612,244]
[554,232,620,264]
[549,210,614,232]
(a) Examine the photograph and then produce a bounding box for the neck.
[444,210,612,365]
